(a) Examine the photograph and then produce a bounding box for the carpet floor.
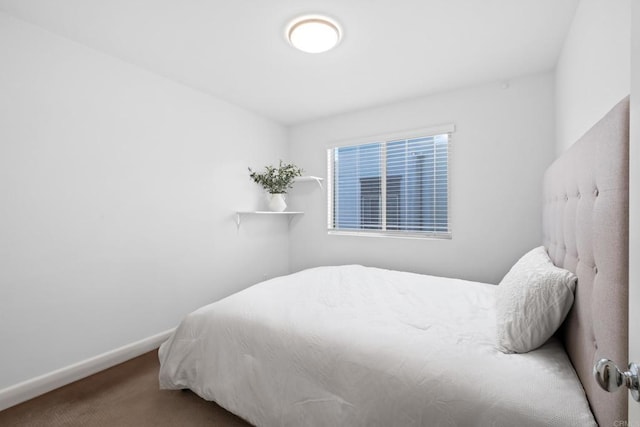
[0,351,252,426]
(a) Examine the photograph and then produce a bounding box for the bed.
[158,97,629,426]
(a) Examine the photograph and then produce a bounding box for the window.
[328,126,452,238]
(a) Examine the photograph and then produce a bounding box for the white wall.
[0,12,290,390]
[555,0,631,153]
[288,73,556,285]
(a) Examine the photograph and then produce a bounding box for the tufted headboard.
[543,97,629,426]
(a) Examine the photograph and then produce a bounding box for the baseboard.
[0,328,175,412]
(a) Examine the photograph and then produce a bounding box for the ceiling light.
[287,15,342,53]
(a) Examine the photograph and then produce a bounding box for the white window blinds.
[328,128,451,238]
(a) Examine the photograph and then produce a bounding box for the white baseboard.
[0,328,175,412]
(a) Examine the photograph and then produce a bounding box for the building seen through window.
[330,133,449,236]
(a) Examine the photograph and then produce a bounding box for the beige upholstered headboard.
[543,97,629,426]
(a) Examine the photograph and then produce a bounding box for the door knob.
[593,359,640,402]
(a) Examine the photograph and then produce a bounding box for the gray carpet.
[0,351,252,426]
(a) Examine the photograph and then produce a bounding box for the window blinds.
[328,132,450,238]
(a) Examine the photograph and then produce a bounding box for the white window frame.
[327,124,454,240]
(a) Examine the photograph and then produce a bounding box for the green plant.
[248,161,303,194]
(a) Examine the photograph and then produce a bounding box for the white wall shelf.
[294,176,324,189]
[235,177,319,229]
[235,211,304,228]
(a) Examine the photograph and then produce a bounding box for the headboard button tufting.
[543,96,629,427]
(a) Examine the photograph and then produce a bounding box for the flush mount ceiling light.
[287,15,342,53]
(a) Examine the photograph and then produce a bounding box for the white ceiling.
[0,0,579,125]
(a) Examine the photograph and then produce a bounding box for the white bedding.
[158,265,596,426]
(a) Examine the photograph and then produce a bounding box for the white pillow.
[495,246,577,353]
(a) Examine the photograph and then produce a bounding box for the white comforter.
[158,265,596,427]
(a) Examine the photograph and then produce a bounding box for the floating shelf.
[235,211,304,228]
[294,176,324,189]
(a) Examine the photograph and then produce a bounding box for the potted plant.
[248,161,303,212]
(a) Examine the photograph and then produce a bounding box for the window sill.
[327,229,452,240]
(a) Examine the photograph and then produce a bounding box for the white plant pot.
[267,193,287,212]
